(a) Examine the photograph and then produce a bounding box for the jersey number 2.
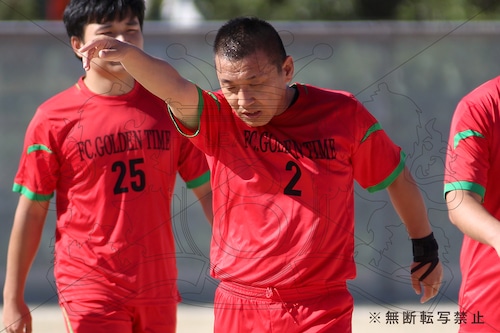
[284,161,302,196]
[112,158,146,194]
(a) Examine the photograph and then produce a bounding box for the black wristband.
[412,232,439,262]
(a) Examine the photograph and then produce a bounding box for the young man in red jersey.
[79,16,442,333]
[445,76,500,332]
[2,1,212,333]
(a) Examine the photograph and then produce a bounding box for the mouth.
[241,110,262,120]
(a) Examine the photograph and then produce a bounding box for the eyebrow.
[220,75,260,85]
[125,18,140,26]
[96,18,140,29]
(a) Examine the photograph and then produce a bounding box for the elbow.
[447,207,459,227]
[445,191,459,226]
[445,189,479,227]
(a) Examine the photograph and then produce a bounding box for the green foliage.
[193,0,500,20]
[193,0,356,20]
[0,0,44,20]
[146,0,164,20]
[2,0,500,20]
[397,0,472,20]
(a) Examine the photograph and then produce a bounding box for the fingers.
[410,261,443,303]
[78,37,111,54]
[420,284,436,303]
[78,37,117,71]
[80,48,94,71]
[419,276,441,303]
[411,272,422,296]
[3,319,30,333]
[78,42,98,71]
[2,304,33,333]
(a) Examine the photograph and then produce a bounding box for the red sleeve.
[176,135,210,188]
[351,100,404,192]
[13,108,59,200]
[444,98,490,199]
[169,88,228,157]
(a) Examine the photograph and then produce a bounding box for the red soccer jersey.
[13,77,209,306]
[444,76,500,332]
[173,83,404,290]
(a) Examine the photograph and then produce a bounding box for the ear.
[70,36,84,59]
[282,55,294,82]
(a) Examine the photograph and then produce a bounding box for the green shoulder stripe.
[186,171,210,189]
[367,150,406,193]
[444,181,485,199]
[453,130,484,149]
[361,123,382,143]
[12,183,53,201]
[27,144,52,154]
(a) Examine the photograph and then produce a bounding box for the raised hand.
[78,36,133,71]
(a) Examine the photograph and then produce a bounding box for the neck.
[287,84,298,108]
[83,71,136,96]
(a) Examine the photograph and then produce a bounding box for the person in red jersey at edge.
[2,1,213,333]
[445,76,500,332]
[79,16,443,333]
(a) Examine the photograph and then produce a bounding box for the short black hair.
[63,0,145,40]
[213,16,287,71]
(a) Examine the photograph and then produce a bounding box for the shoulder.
[451,76,500,125]
[293,83,363,117]
[294,83,353,97]
[37,82,83,113]
[461,76,500,106]
[294,83,358,105]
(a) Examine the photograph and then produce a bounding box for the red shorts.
[60,300,177,333]
[214,282,353,333]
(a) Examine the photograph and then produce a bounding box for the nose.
[237,87,255,108]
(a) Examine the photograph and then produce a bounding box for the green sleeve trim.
[167,86,205,138]
[361,123,382,143]
[12,183,53,201]
[27,144,52,154]
[453,130,484,149]
[185,171,210,189]
[367,151,406,193]
[444,181,485,200]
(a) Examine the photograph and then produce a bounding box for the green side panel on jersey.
[186,171,210,189]
[27,144,52,154]
[361,123,382,143]
[12,183,53,201]
[453,129,484,149]
[444,181,485,200]
[367,150,406,193]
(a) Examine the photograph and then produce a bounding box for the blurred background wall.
[1,16,500,310]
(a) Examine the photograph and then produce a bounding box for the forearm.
[120,46,195,106]
[387,168,442,302]
[3,197,47,302]
[386,167,432,238]
[446,190,500,252]
[3,236,40,302]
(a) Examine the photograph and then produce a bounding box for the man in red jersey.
[445,76,500,332]
[80,16,443,333]
[2,1,212,333]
